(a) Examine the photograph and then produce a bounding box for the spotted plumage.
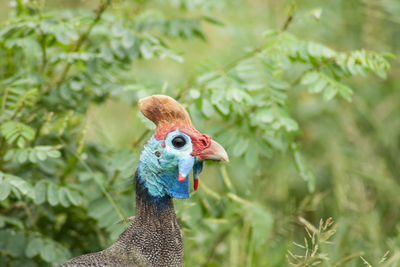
[57,95,228,267]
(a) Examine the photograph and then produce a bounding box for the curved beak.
[194,139,229,162]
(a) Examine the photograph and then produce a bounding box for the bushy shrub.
[0,0,395,266]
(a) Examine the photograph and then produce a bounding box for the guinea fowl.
[57,95,229,267]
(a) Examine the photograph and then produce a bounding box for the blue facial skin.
[137,130,203,200]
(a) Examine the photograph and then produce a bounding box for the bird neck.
[135,171,174,219]
[109,172,183,266]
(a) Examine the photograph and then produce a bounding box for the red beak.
[193,140,229,162]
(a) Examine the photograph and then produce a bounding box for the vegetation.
[0,0,399,266]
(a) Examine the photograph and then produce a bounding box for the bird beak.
[194,139,229,162]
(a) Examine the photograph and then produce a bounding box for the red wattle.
[178,174,187,182]
[194,178,199,191]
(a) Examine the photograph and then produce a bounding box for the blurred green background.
[0,0,399,266]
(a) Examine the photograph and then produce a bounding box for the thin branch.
[176,1,297,101]
[131,129,150,151]
[281,2,296,32]
[132,2,298,149]
[57,136,128,227]
[289,57,337,88]
[55,0,111,87]
[39,21,47,74]
[200,218,241,267]
[0,88,7,114]
[223,46,264,72]
[333,252,364,267]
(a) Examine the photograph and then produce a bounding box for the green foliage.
[0,0,399,266]
[1,121,35,148]
[187,30,390,192]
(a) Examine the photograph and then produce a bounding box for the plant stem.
[57,136,128,226]
[133,1,298,148]
[39,32,47,73]
[131,129,150,150]
[281,2,296,32]
[333,252,364,266]
[55,0,110,87]
[200,218,241,267]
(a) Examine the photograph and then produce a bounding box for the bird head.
[137,95,229,199]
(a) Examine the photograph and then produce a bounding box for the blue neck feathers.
[135,171,171,213]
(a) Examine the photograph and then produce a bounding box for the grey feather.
[56,173,183,267]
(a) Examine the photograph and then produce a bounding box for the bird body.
[59,172,182,267]
[57,95,228,267]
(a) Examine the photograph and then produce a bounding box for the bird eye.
[172,136,186,148]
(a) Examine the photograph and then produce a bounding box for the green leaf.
[280,117,299,132]
[0,230,11,250]
[98,210,119,228]
[140,40,154,59]
[253,109,274,125]
[25,237,44,258]
[189,89,201,99]
[7,231,26,257]
[232,137,249,157]
[338,84,353,102]
[17,136,26,148]
[293,147,316,192]
[0,215,23,229]
[197,71,219,85]
[297,42,309,61]
[309,77,327,93]
[122,30,136,48]
[11,187,21,199]
[201,98,214,118]
[34,181,47,205]
[108,149,136,178]
[40,242,56,262]
[301,71,319,85]
[69,80,83,91]
[55,30,70,45]
[66,188,82,206]
[47,183,59,206]
[17,149,28,163]
[36,150,47,161]
[323,85,337,100]
[58,187,70,207]
[263,29,278,38]
[245,143,258,168]
[0,180,11,200]
[3,150,14,161]
[100,44,114,62]
[303,169,316,193]
[7,175,34,198]
[202,16,225,26]
[28,150,38,163]
[0,121,35,147]
[47,150,61,158]
[88,197,114,220]
[247,203,273,247]
[211,89,230,115]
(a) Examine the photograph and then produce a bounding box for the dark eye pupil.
[172,136,186,148]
